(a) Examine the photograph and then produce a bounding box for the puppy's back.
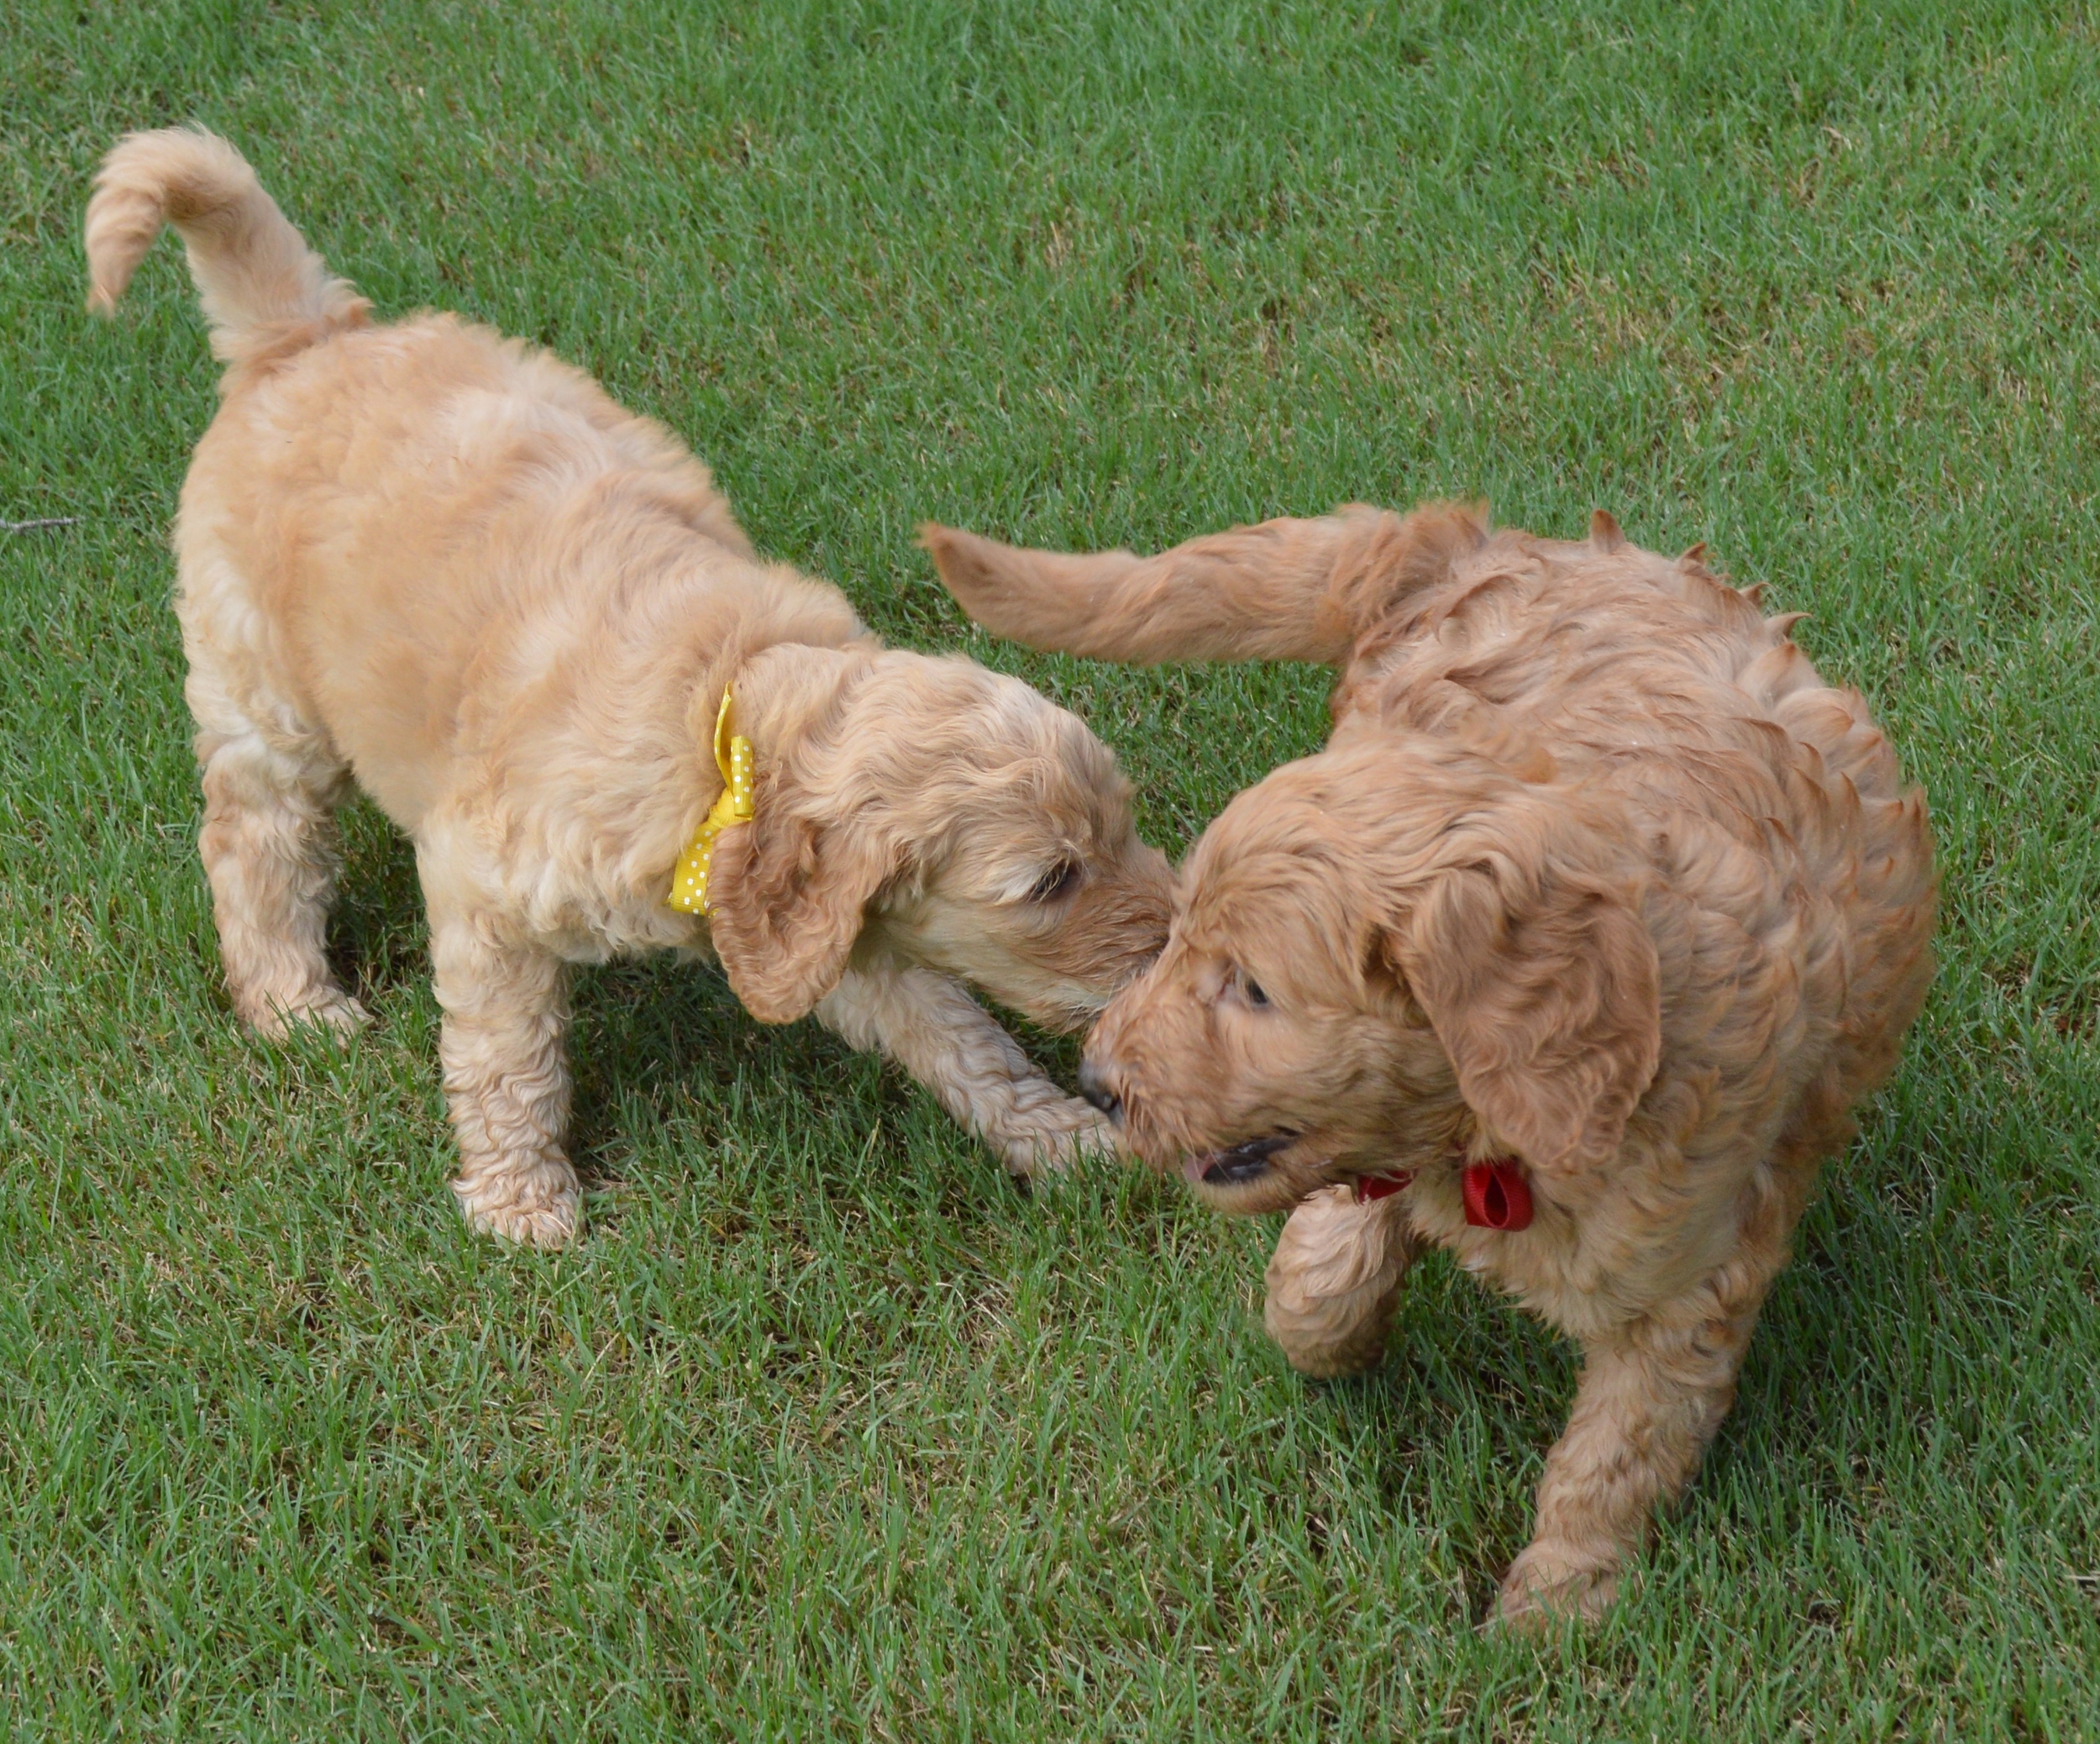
[1354,531,1935,1101]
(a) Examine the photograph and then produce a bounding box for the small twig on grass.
[1,517,81,534]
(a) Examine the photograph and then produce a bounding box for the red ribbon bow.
[1352,1158,1533,1231]
[1460,1158,1533,1230]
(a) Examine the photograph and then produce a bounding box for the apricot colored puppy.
[85,129,1172,1247]
[927,503,1935,1623]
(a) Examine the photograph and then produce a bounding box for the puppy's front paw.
[1493,1542,1620,1631]
[250,988,371,1043]
[453,1158,581,1248]
[1263,1185,1415,1378]
[306,990,372,1038]
[997,1095,1119,1179]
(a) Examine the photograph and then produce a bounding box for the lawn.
[4,0,2099,1736]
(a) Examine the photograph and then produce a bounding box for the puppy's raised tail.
[921,502,1488,668]
[85,128,367,364]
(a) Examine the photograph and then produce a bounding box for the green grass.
[4,0,2099,1735]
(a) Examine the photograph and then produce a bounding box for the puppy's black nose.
[1077,1058,1122,1122]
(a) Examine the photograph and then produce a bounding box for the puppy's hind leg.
[816,963,1113,1179]
[191,665,368,1039]
[424,887,580,1248]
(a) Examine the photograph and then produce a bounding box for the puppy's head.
[708,649,1173,1028]
[1077,737,1662,1215]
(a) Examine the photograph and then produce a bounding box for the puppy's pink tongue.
[1183,1153,1217,1185]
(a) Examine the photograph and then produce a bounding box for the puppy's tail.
[86,128,367,363]
[920,502,1488,668]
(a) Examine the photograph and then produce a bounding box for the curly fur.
[88,129,1172,1248]
[927,502,1936,1623]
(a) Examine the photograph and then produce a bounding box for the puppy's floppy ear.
[706,796,903,1023]
[1385,859,1661,1174]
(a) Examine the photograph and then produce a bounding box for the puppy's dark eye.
[1027,860,1082,903]
[1242,974,1270,1007]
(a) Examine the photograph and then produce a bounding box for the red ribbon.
[1461,1159,1533,1231]
[1351,1158,1533,1230]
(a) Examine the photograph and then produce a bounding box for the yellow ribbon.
[666,686,755,915]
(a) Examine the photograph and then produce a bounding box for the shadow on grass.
[1272,1128,1982,1619]
[318,795,1073,1220]
[320,800,1984,1619]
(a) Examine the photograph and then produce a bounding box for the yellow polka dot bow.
[666,686,756,915]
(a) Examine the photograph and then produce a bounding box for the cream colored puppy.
[86,129,1172,1248]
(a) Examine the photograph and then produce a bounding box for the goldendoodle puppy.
[86,129,1172,1248]
[926,502,1935,1623]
